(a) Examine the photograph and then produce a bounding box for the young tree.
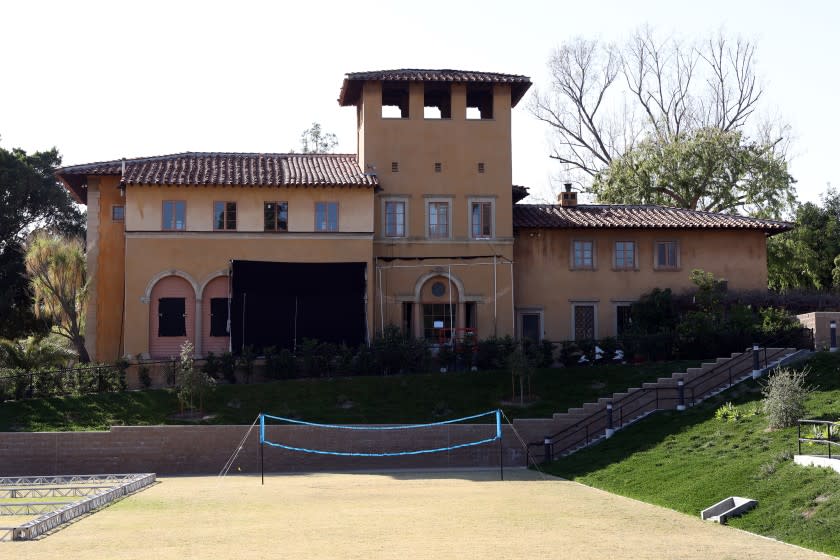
[591,127,795,216]
[24,231,90,362]
[299,122,338,154]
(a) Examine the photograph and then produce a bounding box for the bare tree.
[530,27,772,182]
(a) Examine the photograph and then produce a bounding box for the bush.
[264,346,296,379]
[220,352,236,384]
[202,352,222,380]
[237,345,257,384]
[761,367,814,429]
[139,365,152,388]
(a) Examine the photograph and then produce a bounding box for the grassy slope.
[544,352,840,557]
[0,361,696,431]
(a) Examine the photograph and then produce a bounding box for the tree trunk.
[74,335,91,363]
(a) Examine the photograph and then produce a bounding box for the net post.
[259,413,265,486]
[497,409,503,481]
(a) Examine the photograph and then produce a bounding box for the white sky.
[0,0,836,209]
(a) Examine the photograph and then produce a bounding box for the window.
[158,297,186,336]
[384,200,406,237]
[209,298,230,337]
[466,84,493,119]
[424,83,451,119]
[162,201,186,230]
[427,201,450,239]
[470,201,493,239]
[572,240,595,269]
[264,202,288,232]
[423,303,455,341]
[573,304,596,340]
[382,81,409,118]
[520,312,542,342]
[112,205,125,222]
[391,161,399,173]
[315,202,339,232]
[213,201,237,231]
[614,241,636,269]
[655,241,679,269]
[434,162,442,173]
[477,162,485,174]
[616,304,633,336]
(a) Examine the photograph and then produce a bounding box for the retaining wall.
[0,424,525,477]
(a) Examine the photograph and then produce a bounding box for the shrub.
[139,365,152,388]
[237,345,257,384]
[202,352,221,380]
[220,352,236,384]
[265,346,296,379]
[761,367,814,429]
[714,402,741,422]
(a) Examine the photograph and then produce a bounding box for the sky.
[0,0,837,210]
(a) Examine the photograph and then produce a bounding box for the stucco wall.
[92,176,126,360]
[125,185,374,233]
[514,227,770,340]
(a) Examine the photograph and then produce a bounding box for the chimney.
[558,182,577,207]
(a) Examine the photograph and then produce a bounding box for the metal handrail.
[797,420,840,459]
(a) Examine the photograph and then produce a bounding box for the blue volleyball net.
[259,409,502,457]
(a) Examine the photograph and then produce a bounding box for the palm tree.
[0,334,76,370]
[24,231,90,362]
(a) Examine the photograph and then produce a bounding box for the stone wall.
[796,312,840,351]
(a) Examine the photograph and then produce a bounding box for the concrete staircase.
[513,347,807,464]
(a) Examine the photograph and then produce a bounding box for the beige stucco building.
[57,69,791,362]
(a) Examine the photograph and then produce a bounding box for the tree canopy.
[298,122,338,154]
[590,127,795,215]
[530,27,794,216]
[0,143,84,340]
[25,231,90,363]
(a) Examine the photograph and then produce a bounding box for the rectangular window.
[209,297,230,337]
[434,162,442,173]
[521,313,542,341]
[162,201,186,230]
[466,84,493,119]
[614,241,636,269]
[572,240,594,269]
[385,200,406,237]
[428,201,449,239]
[382,81,409,118]
[158,297,186,337]
[315,202,339,232]
[655,241,679,269]
[616,304,633,337]
[213,201,237,231]
[264,202,289,232]
[471,201,492,239]
[423,303,455,341]
[477,162,485,174]
[424,83,451,119]
[112,205,125,222]
[573,304,596,340]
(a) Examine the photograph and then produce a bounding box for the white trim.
[517,308,544,341]
[413,270,464,302]
[467,196,496,240]
[425,198,452,240]
[381,197,408,238]
[198,269,230,299]
[142,270,200,304]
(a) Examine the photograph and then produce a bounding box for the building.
[56,69,791,361]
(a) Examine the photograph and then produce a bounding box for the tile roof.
[56,152,378,203]
[513,204,792,235]
[339,68,532,107]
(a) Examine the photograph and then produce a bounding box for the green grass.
[544,352,840,557]
[0,361,696,431]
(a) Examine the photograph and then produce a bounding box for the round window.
[431,282,446,297]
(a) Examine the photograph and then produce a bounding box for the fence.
[797,420,840,459]
[529,345,795,463]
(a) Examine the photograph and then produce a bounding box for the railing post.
[605,403,614,439]
[543,436,552,465]
[676,380,685,411]
[831,320,838,353]
[751,343,761,379]
[798,423,801,456]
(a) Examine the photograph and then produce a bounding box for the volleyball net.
[259,409,502,457]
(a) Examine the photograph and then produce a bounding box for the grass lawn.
[0,361,696,431]
[544,352,840,557]
[8,473,833,560]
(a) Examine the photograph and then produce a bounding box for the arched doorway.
[201,275,230,356]
[415,274,461,342]
[149,275,196,358]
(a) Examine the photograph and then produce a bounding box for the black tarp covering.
[229,261,367,354]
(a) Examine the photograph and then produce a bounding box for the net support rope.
[260,410,501,458]
[218,414,260,478]
[500,410,548,480]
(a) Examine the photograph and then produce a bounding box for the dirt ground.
[5,470,835,560]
